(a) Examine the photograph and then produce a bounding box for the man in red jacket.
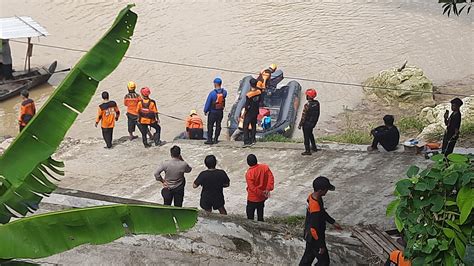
[245,154,274,222]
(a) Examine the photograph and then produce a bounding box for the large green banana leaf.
[0,204,198,259]
[0,4,137,224]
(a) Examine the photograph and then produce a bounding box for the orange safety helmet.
[305,88,317,99]
[127,81,137,91]
[140,87,151,97]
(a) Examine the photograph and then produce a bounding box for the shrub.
[398,116,428,134]
[386,154,473,265]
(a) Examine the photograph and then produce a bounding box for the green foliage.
[261,134,301,143]
[0,4,137,224]
[318,129,372,145]
[439,0,472,17]
[387,153,473,264]
[398,116,428,134]
[0,204,198,259]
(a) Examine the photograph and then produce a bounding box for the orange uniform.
[95,101,120,128]
[19,98,36,127]
[124,92,141,115]
[185,114,204,130]
[256,68,272,91]
[245,163,274,202]
[136,98,158,125]
[388,250,411,266]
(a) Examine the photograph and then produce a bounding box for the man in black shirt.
[193,155,230,215]
[368,115,400,152]
[243,78,262,147]
[442,98,463,156]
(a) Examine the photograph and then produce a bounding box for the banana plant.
[0,4,198,260]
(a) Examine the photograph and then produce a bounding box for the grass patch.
[318,129,372,145]
[267,215,305,227]
[261,134,301,143]
[460,120,474,138]
[398,116,428,134]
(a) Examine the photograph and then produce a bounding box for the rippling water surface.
[1,0,472,139]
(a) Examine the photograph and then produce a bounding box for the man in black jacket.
[243,78,262,147]
[298,88,320,155]
[442,98,463,156]
[368,115,400,152]
[299,176,342,266]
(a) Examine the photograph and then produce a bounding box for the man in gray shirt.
[154,145,192,207]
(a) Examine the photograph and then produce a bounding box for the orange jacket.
[124,92,141,116]
[18,98,36,126]
[389,250,411,266]
[136,98,158,124]
[245,163,274,202]
[186,114,203,130]
[95,101,120,128]
[256,68,272,91]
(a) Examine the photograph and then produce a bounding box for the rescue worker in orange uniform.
[299,176,342,266]
[123,81,141,140]
[245,154,274,222]
[18,89,36,132]
[243,78,262,147]
[298,88,320,156]
[185,110,204,140]
[95,91,120,149]
[256,63,277,92]
[136,87,161,148]
[385,249,411,266]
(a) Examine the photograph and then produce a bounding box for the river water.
[1,0,472,140]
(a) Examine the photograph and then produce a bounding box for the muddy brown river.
[1,1,472,140]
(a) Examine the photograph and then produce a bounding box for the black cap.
[312,176,335,191]
[250,78,258,88]
[451,98,463,107]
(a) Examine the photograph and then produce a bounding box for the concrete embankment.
[2,137,432,264]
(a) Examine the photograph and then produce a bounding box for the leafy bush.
[261,134,301,143]
[387,154,473,265]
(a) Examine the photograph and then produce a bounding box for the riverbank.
[318,75,474,147]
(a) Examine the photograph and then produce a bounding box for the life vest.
[305,100,320,124]
[386,250,411,266]
[19,99,36,126]
[212,89,225,110]
[139,99,157,120]
[124,92,141,116]
[186,115,203,129]
[256,69,272,91]
[246,89,262,99]
[96,101,120,128]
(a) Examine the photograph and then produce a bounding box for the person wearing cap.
[204,77,227,144]
[95,91,120,149]
[256,64,277,92]
[299,176,342,266]
[368,115,400,152]
[242,78,262,147]
[442,98,463,155]
[136,87,161,148]
[18,89,36,132]
[123,81,141,140]
[245,154,274,222]
[298,88,320,155]
[185,110,204,140]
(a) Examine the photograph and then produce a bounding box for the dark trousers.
[371,135,395,151]
[207,111,223,141]
[19,125,25,132]
[161,182,185,207]
[101,127,113,148]
[299,242,330,266]
[246,200,265,221]
[303,124,317,151]
[441,133,457,156]
[188,128,204,139]
[243,115,258,145]
[138,122,161,146]
[126,113,138,134]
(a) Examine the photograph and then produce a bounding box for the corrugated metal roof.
[0,16,49,39]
